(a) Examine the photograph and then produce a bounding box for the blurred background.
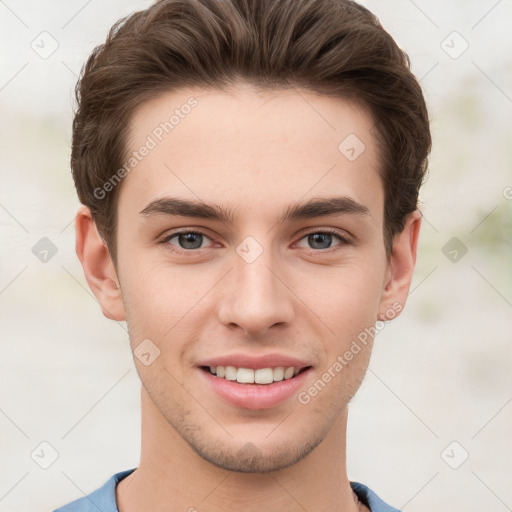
[0,1,511,510]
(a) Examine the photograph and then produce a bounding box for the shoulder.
[350,481,402,512]
[52,468,136,512]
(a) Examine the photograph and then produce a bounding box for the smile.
[202,365,310,384]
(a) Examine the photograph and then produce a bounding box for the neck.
[117,386,362,512]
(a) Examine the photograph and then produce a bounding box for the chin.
[185,435,322,473]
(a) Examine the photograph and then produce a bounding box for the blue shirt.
[53,468,401,512]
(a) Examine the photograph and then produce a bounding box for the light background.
[0,0,511,511]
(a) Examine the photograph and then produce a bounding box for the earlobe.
[378,210,422,320]
[75,205,126,321]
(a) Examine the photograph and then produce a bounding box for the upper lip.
[197,353,312,370]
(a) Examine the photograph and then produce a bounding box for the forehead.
[119,83,383,224]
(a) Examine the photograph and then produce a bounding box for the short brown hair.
[71,0,431,265]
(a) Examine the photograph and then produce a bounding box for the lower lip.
[198,367,311,410]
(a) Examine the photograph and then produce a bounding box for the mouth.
[196,354,313,409]
[200,365,312,385]
[198,364,312,409]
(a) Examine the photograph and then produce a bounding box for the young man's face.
[84,83,419,473]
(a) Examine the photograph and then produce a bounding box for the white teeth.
[273,367,284,381]
[255,368,274,384]
[207,365,304,384]
[237,368,255,383]
[224,366,237,380]
[284,367,295,379]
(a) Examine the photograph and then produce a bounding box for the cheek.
[118,255,167,334]
[124,276,176,334]
[120,258,211,354]
[308,262,385,330]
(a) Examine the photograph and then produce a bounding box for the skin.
[76,82,421,512]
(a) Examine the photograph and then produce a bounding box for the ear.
[377,210,421,321]
[75,205,126,321]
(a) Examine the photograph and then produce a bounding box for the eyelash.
[158,228,351,255]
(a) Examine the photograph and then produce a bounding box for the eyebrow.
[139,196,370,224]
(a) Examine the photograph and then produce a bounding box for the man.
[54,0,431,510]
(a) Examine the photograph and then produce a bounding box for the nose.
[217,242,295,337]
